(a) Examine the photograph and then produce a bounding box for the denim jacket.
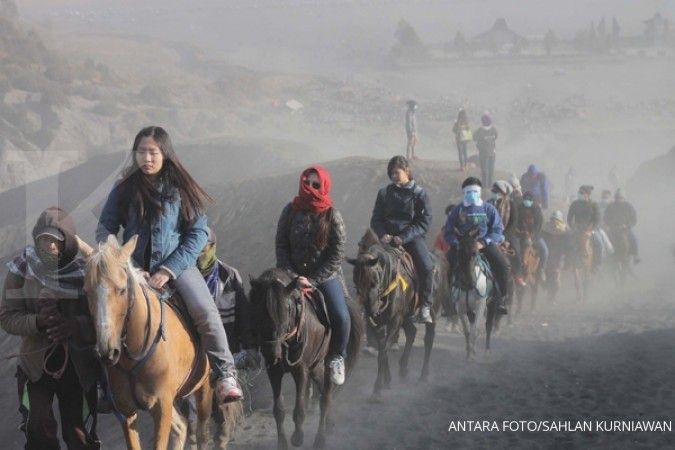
[96,181,208,279]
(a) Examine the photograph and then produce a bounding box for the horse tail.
[218,401,244,445]
[345,297,364,375]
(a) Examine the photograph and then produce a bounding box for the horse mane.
[86,240,151,292]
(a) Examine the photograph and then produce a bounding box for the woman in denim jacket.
[96,126,242,403]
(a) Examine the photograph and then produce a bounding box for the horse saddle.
[451,254,492,300]
[301,287,331,331]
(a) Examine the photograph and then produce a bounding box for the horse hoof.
[291,430,304,447]
[313,434,326,448]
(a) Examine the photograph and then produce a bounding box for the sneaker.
[496,297,508,315]
[417,306,433,324]
[215,376,243,404]
[329,356,345,385]
[515,276,527,287]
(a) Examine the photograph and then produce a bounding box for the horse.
[249,268,363,449]
[77,235,241,450]
[606,226,633,284]
[515,231,541,313]
[450,226,498,360]
[347,229,442,399]
[571,228,594,302]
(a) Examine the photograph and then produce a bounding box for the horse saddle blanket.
[452,254,492,301]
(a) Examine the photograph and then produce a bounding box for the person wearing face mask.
[520,164,549,210]
[276,165,351,384]
[1,207,100,450]
[443,177,511,314]
[371,155,434,323]
[405,100,419,160]
[513,192,549,281]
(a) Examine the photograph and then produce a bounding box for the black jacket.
[568,200,600,230]
[370,181,432,244]
[275,204,346,285]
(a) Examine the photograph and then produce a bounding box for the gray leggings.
[172,265,235,378]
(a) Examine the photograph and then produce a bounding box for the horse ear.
[346,257,359,266]
[120,235,138,261]
[363,253,378,266]
[106,234,119,248]
[76,235,94,258]
[249,275,259,288]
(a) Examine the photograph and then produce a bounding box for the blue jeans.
[317,277,351,358]
[404,238,434,308]
[457,141,469,169]
[172,266,236,378]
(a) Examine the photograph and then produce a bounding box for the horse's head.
[455,225,481,289]
[78,234,139,365]
[249,269,298,365]
[347,246,387,317]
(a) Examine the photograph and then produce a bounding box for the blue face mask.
[523,199,534,208]
[464,191,481,205]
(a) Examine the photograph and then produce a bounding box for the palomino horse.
[249,268,363,449]
[347,229,442,398]
[515,231,541,313]
[572,228,594,302]
[607,226,633,284]
[78,235,240,450]
[450,226,498,360]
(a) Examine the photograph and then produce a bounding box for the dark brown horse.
[347,229,442,399]
[249,268,363,449]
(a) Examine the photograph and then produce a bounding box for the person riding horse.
[512,191,549,282]
[96,126,243,404]
[488,180,526,287]
[370,155,435,323]
[444,177,511,314]
[275,165,351,385]
[567,185,602,269]
[603,189,640,265]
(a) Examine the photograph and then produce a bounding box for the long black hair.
[116,126,213,226]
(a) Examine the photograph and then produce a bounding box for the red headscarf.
[292,165,333,214]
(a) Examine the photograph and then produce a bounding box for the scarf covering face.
[197,243,220,298]
[7,246,85,299]
[291,165,333,214]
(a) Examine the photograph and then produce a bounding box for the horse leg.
[313,368,333,449]
[485,303,494,352]
[150,397,175,450]
[193,382,214,450]
[122,413,142,450]
[169,404,188,450]
[290,367,308,447]
[420,321,435,381]
[269,366,288,450]
[399,319,416,380]
[372,330,386,397]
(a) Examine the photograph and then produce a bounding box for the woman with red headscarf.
[275,166,350,385]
